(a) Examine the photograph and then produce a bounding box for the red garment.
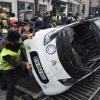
[10,17,18,25]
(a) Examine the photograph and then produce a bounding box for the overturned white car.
[24,18,100,95]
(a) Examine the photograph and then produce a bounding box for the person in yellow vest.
[52,14,62,26]
[0,30,31,100]
[0,8,9,29]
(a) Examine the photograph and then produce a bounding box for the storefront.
[39,4,47,12]
[18,1,47,20]
[18,1,34,21]
[0,1,12,12]
[52,0,67,14]
[18,0,51,21]
[67,2,80,15]
[0,0,52,20]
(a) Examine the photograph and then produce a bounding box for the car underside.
[56,20,100,79]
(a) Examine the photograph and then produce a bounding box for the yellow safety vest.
[0,13,8,28]
[2,29,8,34]
[52,15,61,21]
[0,48,21,70]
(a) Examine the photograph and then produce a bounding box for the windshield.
[94,20,100,30]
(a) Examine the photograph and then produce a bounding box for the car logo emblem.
[46,45,56,55]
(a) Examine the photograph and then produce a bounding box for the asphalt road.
[0,90,6,100]
[0,90,22,100]
[0,72,41,100]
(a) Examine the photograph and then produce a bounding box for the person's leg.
[6,71,15,100]
[0,71,7,90]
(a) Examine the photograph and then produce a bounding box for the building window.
[26,3,34,11]
[68,3,80,15]
[18,1,34,21]
[82,4,85,14]
[68,3,74,14]
[18,1,25,11]
[0,2,12,12]
[39,4,47,12]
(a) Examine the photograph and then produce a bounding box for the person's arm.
[3,55,26,68]
[3,55,31,70]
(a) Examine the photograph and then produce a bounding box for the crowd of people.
[0,8,34,100]
[0,8,84,52]
[0,7,84,100]
[0,8,86,38]
[30,11,83,30]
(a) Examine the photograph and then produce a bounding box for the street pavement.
[0,90,22,100]
[0,72,42,100]
[0,90,6,100]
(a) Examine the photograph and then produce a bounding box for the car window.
[50,27,68,41]
[94,20,100,30]
[50,31,59,39]
[65,27,75,43]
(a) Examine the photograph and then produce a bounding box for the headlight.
[44,33,51,46]
[58,78,77,86]
[44,29,58,46]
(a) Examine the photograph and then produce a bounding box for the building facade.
[51,0,82,16]
[66,0,82,16]
[0,0,52,20]
[51,0,67,15]
[18,0,52,20]
[0,0,84,20]
[0,0,18,16]
[90,0,100,16]
[81,0,90,17]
